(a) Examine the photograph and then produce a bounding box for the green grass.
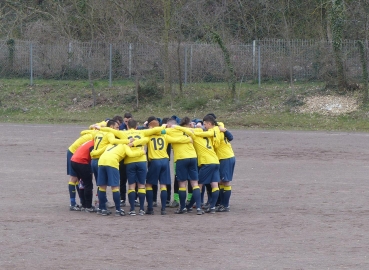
[1,78,369,131]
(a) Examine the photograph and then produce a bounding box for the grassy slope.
[1,78,369,131]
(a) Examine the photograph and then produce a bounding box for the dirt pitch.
[1,123,369,270]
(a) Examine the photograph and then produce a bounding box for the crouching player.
[97,143,146,216]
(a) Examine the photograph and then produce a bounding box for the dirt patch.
[298,95,359,115]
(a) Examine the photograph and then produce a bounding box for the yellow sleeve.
[123,145,146,157]
[89,120,107,130]
[142,126,164,137]
[193,128,214,137]
[173,126,195,138]
[132,137,150,147]
[165,135,191,144]
[106,132,130,144]
[80,129,96,136]
[90,145,107,158]
[100,127,123,138]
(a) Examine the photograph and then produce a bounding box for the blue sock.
[223,186,232,207]
[178,187,187,209]
[112,189,120,211]
[210,188,219,208]
[146,187,153,210]
[201,185,205,204]
[160,187,167,211]
[98,188,107,210]
[192,186,201,209]
[138,188,146,211]
[219,185,224,205]
[68,182,76,206]
[128,190,136,211]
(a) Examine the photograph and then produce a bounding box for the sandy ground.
[1,123,369,269]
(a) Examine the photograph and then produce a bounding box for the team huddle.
[67,112,236,216]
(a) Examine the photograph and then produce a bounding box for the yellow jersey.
[174,126,219,166]
[165,128,197,162]
[147,133,192,161]
[68,131,95,154]
[215,123,234,159]
[98,144,145,169]
[90,131,130,159]
[100,127,164,164]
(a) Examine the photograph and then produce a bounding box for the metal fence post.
[253,40,256,78]
[109,44,112,87]
[184,45,188,85]
[190,44,193,84]
[258,45,261,87]
[129,43,132,78]
[30,43,33,86]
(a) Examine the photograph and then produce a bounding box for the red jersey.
[71,140,94,164]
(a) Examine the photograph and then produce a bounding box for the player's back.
[166,128,197,162]
[98,144,127,169]
[215,131,235,159]
[71,140,94,164]
[123,129,147,164]
[147,134,169,160]
[192,128,219,166]
[68,133,94,153]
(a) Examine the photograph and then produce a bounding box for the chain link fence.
[0,38,367,85]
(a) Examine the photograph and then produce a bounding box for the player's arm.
[193,128,215,138]
[106,132,130,144]
[142,126,165,137]
[224,130,233,142]
[173,126,195,139]
[89,120,107,130]
[123,144,146,157]
[80,129,96,136]
[132,137,150,147]
[90,144,107,158]
[100,127,126,139]
[165,134,192,144]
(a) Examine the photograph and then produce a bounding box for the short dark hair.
[127,119,137,129]
[203,114,217,126]
[180,116,191,127]
[124,112,133,119]
[112,115,123,124]
[147,116,157,125]
[162,117,170,124]
[107,120,118,128]
[206,113,216,119]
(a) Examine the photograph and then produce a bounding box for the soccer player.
[90,120,131,208]
[97,142,146,216]
[145,118,192,215]
[67,129,97,211]
[215,122,235,212]
[165,117,203,215]
[172,114,221,214]
[119,112,133,130]
[70,139,106,212]
[99,119,164,215]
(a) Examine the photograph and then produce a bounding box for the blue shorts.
[91,159,99,182]
[198,164,220,185]
[126,162,147,185]
[146,158,171,185]
[97,166,120,187]
[176,158,198,181]
[67,150,77,177]
[219,157,236,182]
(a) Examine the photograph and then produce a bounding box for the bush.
[139,79,164,100]
[180,97,208,110]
